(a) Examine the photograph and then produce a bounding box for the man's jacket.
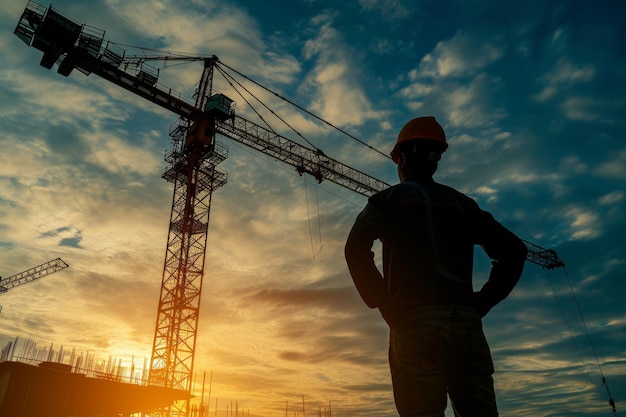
[345,178,528,326]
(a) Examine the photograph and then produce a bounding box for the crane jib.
[215,116,390,197]
[0,258,69,292]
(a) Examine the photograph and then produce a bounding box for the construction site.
[1,1,620,417]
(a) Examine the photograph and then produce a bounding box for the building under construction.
[0,361,189,417]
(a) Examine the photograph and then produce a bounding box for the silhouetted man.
[345,116,527,417]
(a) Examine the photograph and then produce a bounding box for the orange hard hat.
[390,116,448,163]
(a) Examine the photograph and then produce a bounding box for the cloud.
[533,57,596,103]
[84,132,162,176]
[103,0,301,86]
[416,30,505,79]
[565,207,600,240]
[300,12,387,127]
[595,150,626,179]
[398,30,508,131]
[39,226,84,249]
[598,191,623,206]
[358,0,411,21]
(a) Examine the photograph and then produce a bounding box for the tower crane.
[13,2,564,415]
[0,258,69,294]
[0,258,70,313]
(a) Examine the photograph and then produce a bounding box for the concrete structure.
[0,361,189,416]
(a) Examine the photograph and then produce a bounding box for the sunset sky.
[1,0,625,416]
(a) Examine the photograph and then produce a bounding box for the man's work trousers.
[389,305,498,417]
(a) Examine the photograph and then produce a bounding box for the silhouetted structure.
[0,258,68,294]
[0,361,189,417]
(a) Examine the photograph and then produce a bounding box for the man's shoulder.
[371,180,428,203]
[432,182,469,199]
[405,182,487,220]
[371,180,479,210]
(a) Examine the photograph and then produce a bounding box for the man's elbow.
[344,240,355,266]
[494,238,528,270]
[344,233,368,265]
[516,239,529,263]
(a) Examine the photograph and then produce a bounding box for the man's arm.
[345,203,407,327]
[472,210,528,316]
[345,203,387,309]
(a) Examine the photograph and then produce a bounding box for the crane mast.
[148,59,228,408]
[13,2,565,415]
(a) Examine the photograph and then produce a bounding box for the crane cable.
[216,61,392,161]
[214,64,322,154]
[107,50,390,161]
[303,179,323,259]
[560,265,619,416]
[545,260,619,416]
[214,64,327,257]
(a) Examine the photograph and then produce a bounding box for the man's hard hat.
[390,116,448,163]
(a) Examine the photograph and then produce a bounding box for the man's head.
[391,116,448,181]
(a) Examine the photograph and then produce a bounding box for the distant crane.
[522,240,564,270]
[13,2,564,416]
[0,258,69,294]
[0,258,70,313]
